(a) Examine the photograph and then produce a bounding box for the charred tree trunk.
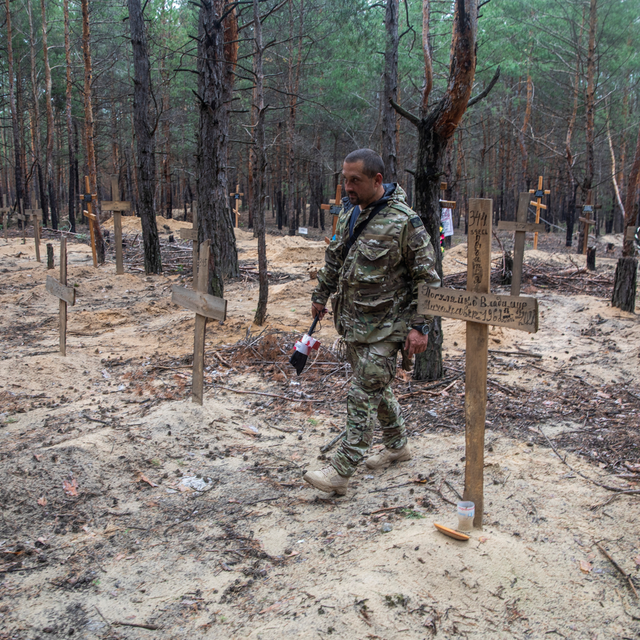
[128,0,162,274]
[196,0,239,296]
[381,0,399,182]
[251,0,268,325]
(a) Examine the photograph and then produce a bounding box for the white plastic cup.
[457,501,475,532]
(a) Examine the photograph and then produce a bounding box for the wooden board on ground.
[44,238,75,355]
[171,240,227,405]
[102,175,131,275]
[418,198,539,529]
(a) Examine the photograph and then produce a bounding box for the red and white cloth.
[293,334,320,356]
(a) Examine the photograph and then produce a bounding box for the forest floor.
[0,213,639,639]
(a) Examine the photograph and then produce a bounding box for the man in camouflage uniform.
[303,149,440,496]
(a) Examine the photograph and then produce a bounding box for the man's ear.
[375,173,384,186]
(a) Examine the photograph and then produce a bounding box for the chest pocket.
[352,240,393,285]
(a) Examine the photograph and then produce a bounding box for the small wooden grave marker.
[102,175,131,275]
[21,201,43,262]
[418,198,539,529]
[528,176,550,249]
[179,200,199,285]
[625,226,638,242]
[229,184,244,228]
[576,190,601,255]
[171,240,227,405]
[322,184,342,244]
[80,176,98,267]
[0,195,11,240]
[45,237,75,356]
[498,192,546,296]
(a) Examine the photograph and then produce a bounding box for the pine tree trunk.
[80,0,105,262]
[196,0,239,296]
[41,0,58,229]
[381,0,399,182]
[611,257,637,312]
[128,0,163,274]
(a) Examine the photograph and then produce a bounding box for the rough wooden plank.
[464,198,491,530]
[626,226,637,241]
[418,286,538,333]
[179,228,198,241]
[102,200,131,212]
[46,275,76,305]
[192,240,211,405]
[114,211,124,275]
[171,285,227,321]
[497,221,545,233]
[83,209,97,267]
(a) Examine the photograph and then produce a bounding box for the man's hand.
[404,328,428,357]
[311,302,327,320]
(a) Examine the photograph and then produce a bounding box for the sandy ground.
[0,222,639,639]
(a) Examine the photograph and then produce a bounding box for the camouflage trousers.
[331,341,407,477]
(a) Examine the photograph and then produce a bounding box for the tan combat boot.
[365,443,412,470]
[303,466,349,496]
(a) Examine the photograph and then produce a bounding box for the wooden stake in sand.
[45,237,75,356]
[21,201,43,262]
[576,190,601,255]
[171,240,227,405]
[230,184,244,228]
[498,192,546,296]
[102,175,131,275]
[528,176,550,250]
[179,200,199,285]
[322,184,342,245]
[418,198,539,529]
[1,195,11,240]
[80,177,98,267]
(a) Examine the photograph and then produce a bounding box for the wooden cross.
[45,237,75,356]
[102,175,131,275]
[179,200,199,285]
[576,190,601,255]
[528,176,550,250]
[171,240,227,405]
[0,195,11,240]
[22,201,43,262]
[498,192,546,296]
[418,198,539,529]
[80,176,98,267]
[229,184,244,228]
[322,184,342,245]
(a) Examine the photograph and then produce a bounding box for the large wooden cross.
[322,184,342,245]
[179,200,199,285]
[576,190,601,255]
[230,184,244,228]
[45,238,75,356]
[22,201,43,262]
[102,175,131,275]
[80,176,98,267]
[0,195,11,240]
[171,240,227,405]
[498,192,546,296]
[528,176,550,249]
[418,198,539,529]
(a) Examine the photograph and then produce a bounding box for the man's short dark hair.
[344,149,385,179]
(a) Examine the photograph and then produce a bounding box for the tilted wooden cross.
[229,184,244,228]
[576,190,601,255]
[528,176,550,250]
[80,176,98,267]
[45,238,75,356]
[171,240,227,405]
[0,195,11,240]
[21,200,43,262]
[418,198,539,529]
[322,184,342,245]
[102,175,131,275]
[179,200,199,285]
[498,192,546,296]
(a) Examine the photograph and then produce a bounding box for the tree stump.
[47,243,54,269]
[586,246,596,271]
[611,257,638,312]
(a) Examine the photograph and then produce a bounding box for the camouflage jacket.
[312,184,440,344]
